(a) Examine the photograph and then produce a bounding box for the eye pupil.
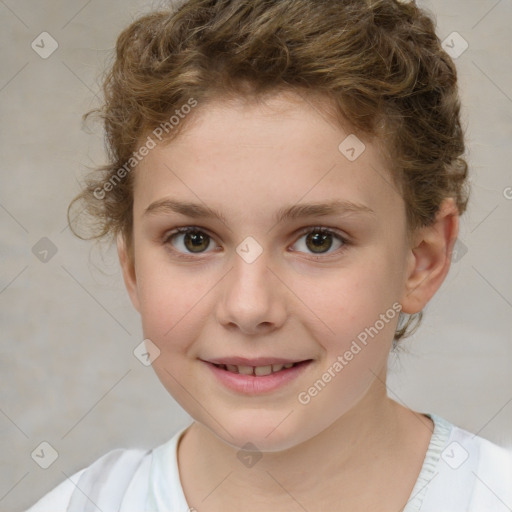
[306,232,333,253]
[185,231,209,252]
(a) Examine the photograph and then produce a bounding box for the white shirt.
[26,413,512,512]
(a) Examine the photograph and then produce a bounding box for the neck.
[177,377,433,512]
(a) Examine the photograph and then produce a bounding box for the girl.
[27,0,512,510]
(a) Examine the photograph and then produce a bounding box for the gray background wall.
[1,0,511,510]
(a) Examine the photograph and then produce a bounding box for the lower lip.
[203,361,312,395]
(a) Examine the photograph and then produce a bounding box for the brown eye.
[305,231,334,253]
[183,231,210,252]
[167,228,214,254]
[292,227,345,256]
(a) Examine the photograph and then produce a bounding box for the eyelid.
[163,225,216,243]
[162,225,220,256]
[293,225,349,243]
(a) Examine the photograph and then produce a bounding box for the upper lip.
[202,357,311,366]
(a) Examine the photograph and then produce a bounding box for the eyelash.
[162,225,350,261]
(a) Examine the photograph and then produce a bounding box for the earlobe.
[400,198,460,314]
[117,234,141,312]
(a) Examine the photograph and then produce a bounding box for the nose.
[215,249,287,336]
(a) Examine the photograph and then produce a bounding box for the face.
[121,92,416,451]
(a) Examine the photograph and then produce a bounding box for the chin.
[202,410,314,453]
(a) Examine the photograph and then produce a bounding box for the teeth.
[254,365,272,376]
[216,362,298,375]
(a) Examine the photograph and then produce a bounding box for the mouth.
[201,357,313,394]
[210,360,309,376]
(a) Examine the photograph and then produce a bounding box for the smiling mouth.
[211,360,311,376]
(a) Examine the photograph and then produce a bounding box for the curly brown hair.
[69,0,469,341]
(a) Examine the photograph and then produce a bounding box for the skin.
[118,91,459,511]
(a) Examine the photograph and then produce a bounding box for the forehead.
[134,92,403,227]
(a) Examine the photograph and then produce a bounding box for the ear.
[400,198,460,314]
[117,233,141,313]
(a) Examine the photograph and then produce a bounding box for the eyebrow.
[143,198,375,224]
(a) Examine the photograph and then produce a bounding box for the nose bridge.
[216,242,286,334]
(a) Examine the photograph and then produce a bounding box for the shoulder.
[460,427,512,511]
[25,447,150,512]
[419,414,512,512]
[448,418,512,482]
[24,425,192,512]
[25,468,87,512]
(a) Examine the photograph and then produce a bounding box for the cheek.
[135,265,208,406]
[296,256,402,336]
[293,264,400,421]
[290,255,403,394]
[136,260,204,349]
